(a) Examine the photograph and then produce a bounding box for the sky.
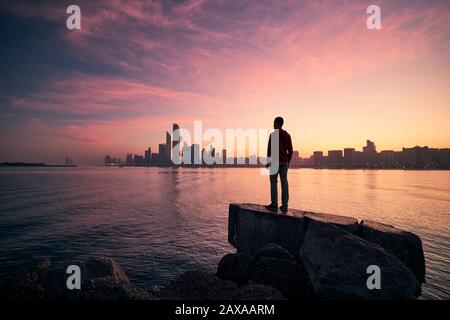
[0,0,449,164]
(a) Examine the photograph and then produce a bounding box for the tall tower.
[165,131,171,164]
[172,123,180,164]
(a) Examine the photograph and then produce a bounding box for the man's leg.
[270,171,278,206]
[280,164,289,209]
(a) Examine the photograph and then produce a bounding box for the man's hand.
[265,162,271,168]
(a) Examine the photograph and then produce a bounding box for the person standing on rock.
[265,116,293,212]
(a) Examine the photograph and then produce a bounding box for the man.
[265,116,293,212]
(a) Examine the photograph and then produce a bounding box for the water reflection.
[0,167,448,299]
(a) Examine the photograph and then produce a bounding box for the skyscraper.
[159,143,168,165]
[191,144,201,165]
[126,153,133,165]
[182,141,191,165]
[172,123,180,164]
[313,151,323,167]
[363,140,377,167]
[222,149,227,165]
[343,148,356,167]
[328,150,343,167]
[165,131,171,164]
[144,147,152,165]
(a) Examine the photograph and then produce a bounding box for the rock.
[250,257,315,299]
[304,211,359,234]
[217,253,253,285]
[231,283,286,300]
[253,243,296,262]
[228,203,360,258]
[75,278,153,300]
[0,257,153,300]
[358,220,426,283]
[80,257,129,283]
[228,203,307,257]
[158,270,238,300]
[300,220,421,299]
[160,269,287,300]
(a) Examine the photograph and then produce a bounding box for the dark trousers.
[270,163,289,207]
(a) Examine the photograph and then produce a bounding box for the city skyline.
[102,124,449,169]
[1,1,449,163]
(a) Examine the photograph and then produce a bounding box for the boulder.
[228,204,360,258]
[217,253,253,285]
[0,257,153,300]
[358,220,425,283]
[253,243,296,262]
[158,270,238,300]
[231,283,286,300]
[300,220,421,299]
[229,203,307,257]
[80,257,129,283]
[74,278,154,300]
[250,257,315,299]
[304,211,359,234]
[160,269,287,300]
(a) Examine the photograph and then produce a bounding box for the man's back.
[267,128,293,164]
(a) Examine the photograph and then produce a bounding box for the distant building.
[126,153,133,165]
[144,147,152,165]
[328,150,343,167]
[150,153,158,164]
[355,151,364,167]
[379,150,395,168]
[165,131,171,164]
[159,143,168,165]
[343,148,356,167]
[428,148,440,168]
[133,154,144,165]
[313,151,323,167]
[105,155,120,166]
[402,146,429,168]
[222,149,227,165]
[181,142,191,165]
[291,151,301,167]
[191,144,201,165]
[439,148,450,168]
[363,140,377,167]
[172,123,180,164]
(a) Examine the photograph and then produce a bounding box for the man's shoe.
[279,205,288,212]
[265,204,278,211]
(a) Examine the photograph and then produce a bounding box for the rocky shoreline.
[0,203,425,300]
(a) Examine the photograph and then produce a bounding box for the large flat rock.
[300,220,421,299]
[228,203,359,257]
[358,219,426,283]
[304,211,358,234]
[229,203,307,257]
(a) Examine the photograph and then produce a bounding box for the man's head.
[273,116,284,129]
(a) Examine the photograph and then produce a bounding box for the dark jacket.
[267,129,293,164]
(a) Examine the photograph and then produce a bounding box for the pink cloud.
[12,73,221,116]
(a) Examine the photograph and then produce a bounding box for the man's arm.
[267,133,272,158]
[287,134,293,163]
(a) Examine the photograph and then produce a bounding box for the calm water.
[0,167,448,299]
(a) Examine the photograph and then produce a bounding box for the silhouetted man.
[265,117,293,212]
